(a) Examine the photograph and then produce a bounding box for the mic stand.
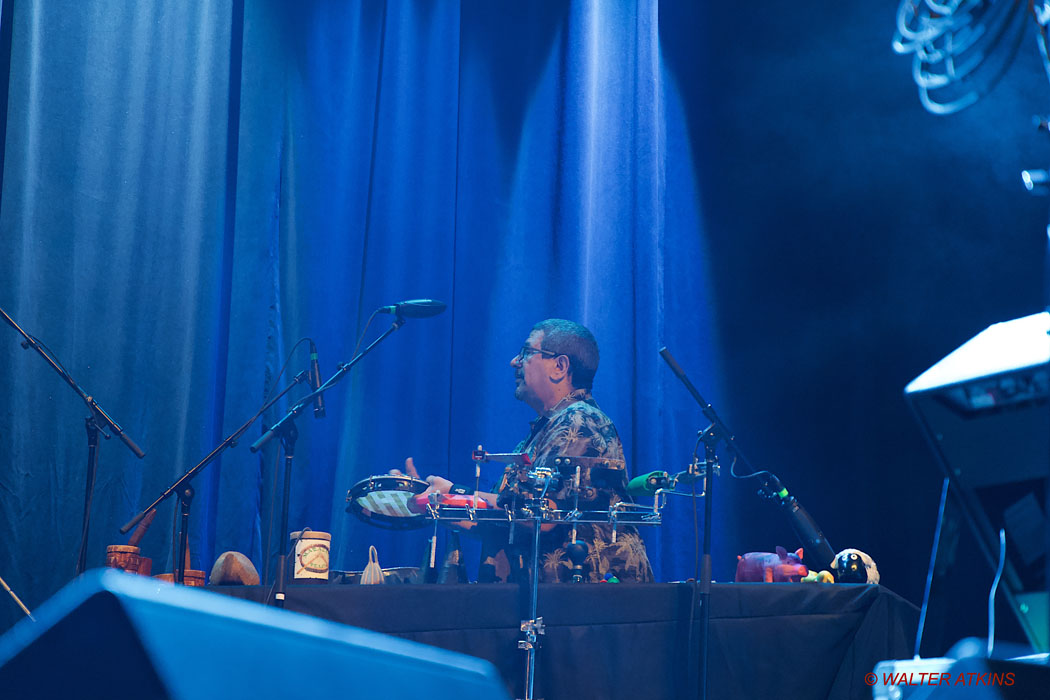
[1,306,146,576]
[694,423,724,700]
[78,416,102,575]
[175,486,194,584]
[270,419,298,608]
[249,316,405,605]
[249,316,405,453]
[120,371,313,582]
[660,347,838,699]
[659,348,734,700]
[266,528,311,607]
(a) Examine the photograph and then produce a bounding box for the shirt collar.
[542,388,591,418]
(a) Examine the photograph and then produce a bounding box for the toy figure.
[735,546,809,582]
[831,548,880,584]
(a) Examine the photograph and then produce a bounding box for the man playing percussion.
[403,319,653,583]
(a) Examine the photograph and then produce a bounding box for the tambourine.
[345,475,429,530]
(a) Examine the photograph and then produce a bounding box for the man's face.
[510,330,549,409]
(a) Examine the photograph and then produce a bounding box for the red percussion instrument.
[408,492,491,513]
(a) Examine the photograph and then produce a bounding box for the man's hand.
[391,457,452,496]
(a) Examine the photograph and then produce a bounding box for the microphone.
[378,299,447,318]
[309,340,325,419]
[627,470,670,498]
[759,472,836,569]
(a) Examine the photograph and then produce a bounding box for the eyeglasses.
[515,345,560,363]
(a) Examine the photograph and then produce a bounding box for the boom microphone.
[759,473,836,569]
[378,299,447,318]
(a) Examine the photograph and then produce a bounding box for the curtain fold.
[0,0,239,626]
[0,0,719,633]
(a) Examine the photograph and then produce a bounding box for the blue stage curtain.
[0,0,723,632]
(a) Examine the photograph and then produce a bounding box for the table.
[211,582,917,700]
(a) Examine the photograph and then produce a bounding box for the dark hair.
[532,319,600,390]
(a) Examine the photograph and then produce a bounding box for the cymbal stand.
[1,305,146,576]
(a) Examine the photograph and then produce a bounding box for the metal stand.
[519,511,545,700]
[250,316,407,606]
[76,416,102,574]
[120,370,312,576]
[175,486,194,584]
[271,420,299,608]
[1,306,146,575]
[250,317,405,453]
[695,424,724,700]
[412,454,666,700]
[659,348,728,700]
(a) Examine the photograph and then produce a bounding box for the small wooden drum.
[154,570,206,586]
[345,475,429,529]
[105,545,142,574]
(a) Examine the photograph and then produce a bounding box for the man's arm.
[395,457,499,507]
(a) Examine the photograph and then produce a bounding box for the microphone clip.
[673,456,716,492]
[755,472,788,501]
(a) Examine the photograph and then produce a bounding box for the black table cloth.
[210,582,917,700]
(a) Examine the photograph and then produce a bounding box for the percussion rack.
[346,448,695,700]
[432,449,669,700]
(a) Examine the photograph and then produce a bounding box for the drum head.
[345,475,429,530]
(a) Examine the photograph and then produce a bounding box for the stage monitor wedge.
[905,312,1049,651]
[0,569,511,700]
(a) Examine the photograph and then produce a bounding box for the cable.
[257,337,313,584]
[265,527,311,605]
[263,337,311,404]
[1036,19,1050,89]
[351,308,379,359]
[892,0,1029,115]
[987,528,1006,658]
[27,335,71,377]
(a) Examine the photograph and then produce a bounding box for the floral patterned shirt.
[480,391,654,584]
[517,389,625,461]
